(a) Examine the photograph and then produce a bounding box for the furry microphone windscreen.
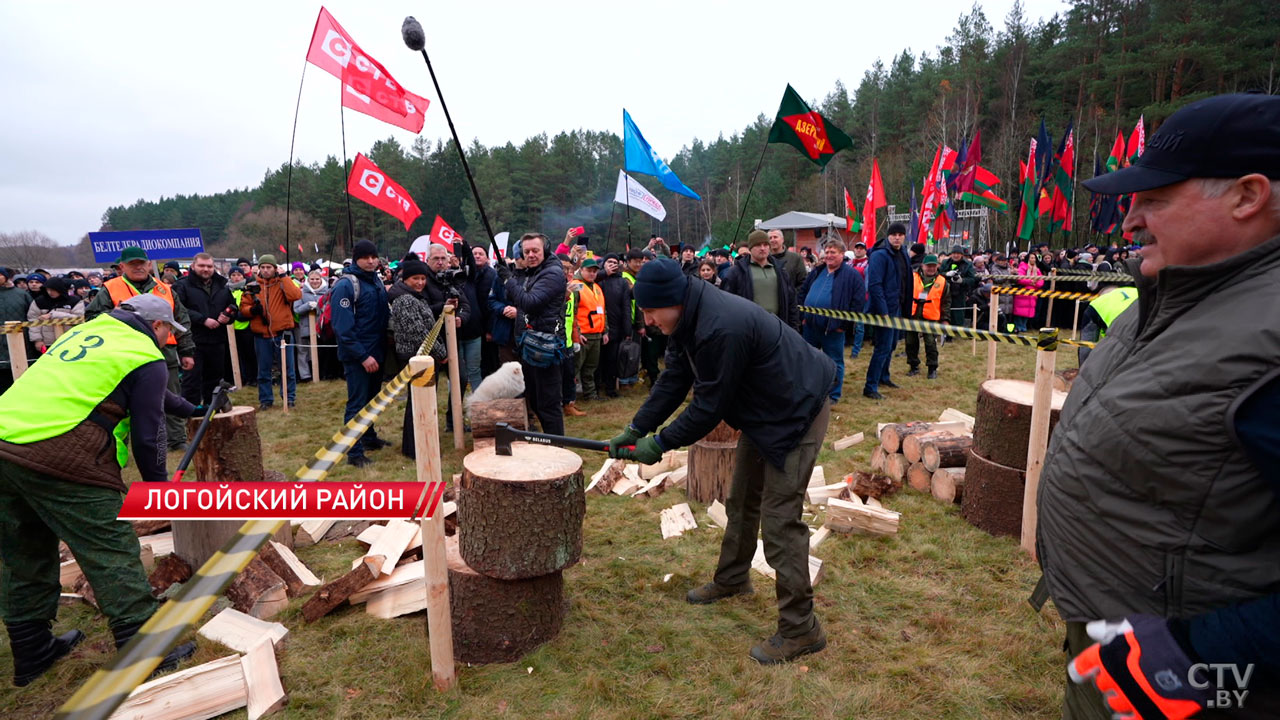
[401,16,425,51]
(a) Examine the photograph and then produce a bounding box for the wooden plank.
[108,654,246,720]
[198,608,289,654]
[295,520,336,547]
[364,518,419,577]
[349,560,425,604]
[1021,334,1057,557]
[659,503,698,539]
[706,500,728,529]
[832,433,865,451]
[242,639,287,720]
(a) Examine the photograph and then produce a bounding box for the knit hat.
[164,261,181,271]
[292,261,305,270]
[0,267,11,282]
[950,245,965,255]
[624,249,645,261]
[45,276,70,294]
[887,222,908,236]
[746,230,770,248]
[910,243,926,256]
[352,239,379,260]
[633,258,688,309]
[236,257,251,266]
[229,267,245,278]
[399,258,430,279]
[26,273,46,284]
[257,254,278,267]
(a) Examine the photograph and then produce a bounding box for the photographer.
[426,243,473,431]
[938,245,977,327]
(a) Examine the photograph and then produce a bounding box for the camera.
[434,267,467,300]
[245,281,261,294]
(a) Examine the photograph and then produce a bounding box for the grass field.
[1,333,1079,719]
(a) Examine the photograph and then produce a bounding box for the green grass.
[1,337,1077,719]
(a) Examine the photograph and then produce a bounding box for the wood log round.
[869,445,887,474]
[879,422,935,454]
[971,379,1068,470]
[702,420,741,444]
[686,440,737,504]
[173,406,291,570]
[902,431,956,464]
[469,399,528,439]
[884,452,909,483]
[921,435,976,472]
[447,536,565,664]
[960,449,1025,538]
[848,471,902,500]
[906,462,932,493]
[225,557,288,620]
[930,467,966,504]
[459,443,585,580]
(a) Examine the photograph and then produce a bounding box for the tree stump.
[921,435,975,472]
[459,442,584,580]
[930,467,965,504]
[173,407,292,569]
[469,399,528,439]
[447,536,565,665]
[971,379,1068,471]
[961,449,1025,538]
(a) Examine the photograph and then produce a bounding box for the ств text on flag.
[346,153,422,229]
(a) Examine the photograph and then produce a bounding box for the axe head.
[494,423,516,456]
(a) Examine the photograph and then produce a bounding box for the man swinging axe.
[607,258,836,664]
[0,294,208,686]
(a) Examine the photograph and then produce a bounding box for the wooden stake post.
[225,325,242,388]
[1020,328,1058,556]
[444,305,463,450]
[971,303,978,355]
[279,339,289,414]
[308,313,319,383]
[986,292,998,381]
[1046,269,1058,326]
[1071,300,1081,340]
[5,322,27,380]
[408,355,455,691]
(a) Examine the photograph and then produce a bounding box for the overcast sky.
[0,0,1067,246]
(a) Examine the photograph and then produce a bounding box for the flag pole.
[339,84,355,249]
[284,60,309,270]
[401,18,502,262]
[624,173,633,248]
[729,140,770,246]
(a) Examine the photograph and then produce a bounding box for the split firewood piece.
[706,500,729,530]
[864,496,885,509]
[355,523,385,546]
[73,575,97,609]
[750,540,824,586]
[259,541,321,597]
[825,497,900,537]
[667,465,688,489]
[586,458,623,495]
[301,556,381,623]
[930,467,966,504]
[321,520,376,542]
[295,520,336,547]
[807,465,826,488]
[198,607,289,654]
[611,464,645,496]
[805,481,847,506]
[226,557,288,620]
[349,560,424,605]
[907,462,933,493]
[60,558,82,591]
[870,445,888,473]
[937,407,977,432]
[110,654,247,720]
[659,503,698,539]
[363,519,419,577]
[631,472,670,498]
[832,433,864,451]
[242,638,287,720]
[364,574,428,619]
[847,471,902,500]
[809,526,831,551]
[138,531,173,557]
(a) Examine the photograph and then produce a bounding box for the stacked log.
[686,421,739,504]
[875,420,972,499]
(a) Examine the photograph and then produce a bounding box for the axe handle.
[501,425,611,453]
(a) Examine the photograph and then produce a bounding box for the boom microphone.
[401,16,425,51]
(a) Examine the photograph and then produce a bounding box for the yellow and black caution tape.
[1,317,84,332]
[800,306,1096,349]
[56,310,451,720]
[982,271,1134,284]
[990,286,1098,301]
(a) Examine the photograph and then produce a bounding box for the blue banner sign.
[89,228,205,264]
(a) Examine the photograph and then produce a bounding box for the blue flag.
[907,181,920,245]
[623,110,701,200]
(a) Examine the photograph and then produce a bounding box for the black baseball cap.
[1084,93,1280,195]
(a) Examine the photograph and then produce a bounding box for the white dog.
[466,362,525,410]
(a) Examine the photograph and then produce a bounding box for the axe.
[493,422,626,457]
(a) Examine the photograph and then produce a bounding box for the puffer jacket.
[505,253,566,336]
[1013,262,1044,318]
[238,274,301,337]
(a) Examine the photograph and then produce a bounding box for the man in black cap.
[862,222,911,399]
[607,258,835,664]
[331,240,390,467]
[1038,93,1280,719]
[939,245,977,326]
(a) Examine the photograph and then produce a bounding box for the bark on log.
[702,420,741,444]
[174,406,292,569]
[907,462,933,493]
[225,557,288,620]
[1052,368,1079,393]
[148,554,193,596]
[870,445,888,473]
[847,471,902,500]
[930,467,966,504]
[921,435,975,472]
[459,443,585,580]
[961,449,1025,538]
[469,399,528,439]
[447,536,565,665]
[879,422,935,454]
[884,452,909,482]
[259,541,321,598]
[971,380,1068,470]
[685,439,737,504]
[302,557,380,623]
[902,431,957,464]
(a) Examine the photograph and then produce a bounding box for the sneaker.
[749,620,827,665]
[881,379,901,389]
[927,368,938,380]
[863,389,884,400]
[686,581,754,605]
[564,402,586,417]
[347,455,373,468]
[905,367,920,377]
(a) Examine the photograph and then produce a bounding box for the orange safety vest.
[104,276,178,345]
[575,281,606,335]
[911,272,947,322]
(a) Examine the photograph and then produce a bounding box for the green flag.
[767,84,853,168]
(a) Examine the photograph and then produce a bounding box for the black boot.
[111,620,196,676]
[6,620,85,686]
[927,367,938,380]
[906,366,920,377]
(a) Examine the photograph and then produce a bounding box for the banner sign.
[118,481,448,521]
[346,153,422,229]
[89,229,204,263]
[613,170,667,221]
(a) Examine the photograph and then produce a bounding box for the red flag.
[1106,131,1126,172]
[860,159,886,247]
[428,216,462,249]
[843,188,860,232]
[346,153,422,229]
[279,245,286,253]
[1126,115,1145,166]
[308,7,428,130]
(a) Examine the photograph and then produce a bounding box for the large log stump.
[685,421,738,504]
[961,449,1025,538]
[469,399,528,439]
[971,380,1068,470]
[447,537,565,664]
[459,442,584,580]
[173,406,292,569]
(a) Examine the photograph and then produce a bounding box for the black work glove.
[251,300,263,317]
[496,261,512,282]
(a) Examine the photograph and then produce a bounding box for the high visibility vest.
[622,270,638,320]
[911,272,947,321]
[230,289,249,330]
[564,291,577,345]
[1089,287,1139,339]
[0,314,164,467]
[105,276,178,346]
[575,282,606,335]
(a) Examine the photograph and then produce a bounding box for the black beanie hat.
[887,222,907,236]
[910,242,926,255]
[236,257,251,266]
[624,249,645,261]
[633,258,688,309]
[44,276,70,294]
[352,239,379,260]
[399,258,430,279]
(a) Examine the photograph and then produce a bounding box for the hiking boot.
[111,620,196,677]
[258,403,273,411]
[7,620,85,687]
[364,437,391,451]
[863,390,884,400]
[906,366,920,377]
[927,368,938,380]
[686,581,754,605]
[749,620,827,665]
[881,379,901,389]
[347,455,373,469]
[564,402,586,417]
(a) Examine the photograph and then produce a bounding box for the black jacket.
[599,271,633,338]
[173,272,234,346]
[720,254,800,330]
[506,253,566,335]
[423,275,472,330]
[631,279,834,470]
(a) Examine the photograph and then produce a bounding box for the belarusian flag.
[767,84,854,168]
[843,188,861,232]
[1106,130,1126,172]
[958,165,1008,212]
[1017,139,1038,241]
[1126,115,1145,166]
[861,159,886,247]
[1049,124,1075,233]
